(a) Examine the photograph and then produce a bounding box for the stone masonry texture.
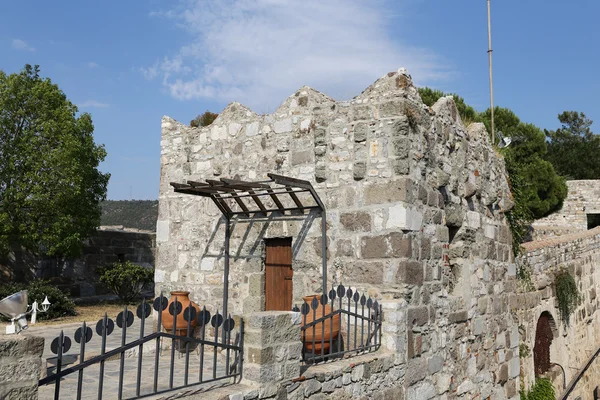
[0,335,44,400]
[157,68,519,399]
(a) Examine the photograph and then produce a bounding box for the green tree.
[0,65,109,257]
[479,107,567,219]
[545,111,600,179]
[190,111,218,128]
[418,87,480,125]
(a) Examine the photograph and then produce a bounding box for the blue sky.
[1,0,598,200]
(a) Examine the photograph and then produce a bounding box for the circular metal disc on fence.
[198,310,211,326]
[51,336,72,354]
[367,298,373,308]
[346,288,353,299]
[169,301,183,316]
[137,302,152,319]
[95,318,115,336]
[116,310,134,328]
[300,302,310,315]
[183,306,197,322]
[153,296,168,312]
[329,289,336,301]
[320,294,327,305]
[373,300,379,311]
[337,284,346,298]
[360,294,367,306]
[211,313,223,328]
[223,317,235,332]
[74,326,93,344]
[311,296,319,311]
[353,292,360,302]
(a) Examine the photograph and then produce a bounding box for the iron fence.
[39,294,243,400]
[293,284,382,364]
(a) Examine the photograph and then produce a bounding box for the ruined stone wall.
[532,180,600,239]
[518,227,600,397]
[158,68,520,398]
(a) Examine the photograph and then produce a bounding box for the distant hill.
[100,200,158,231]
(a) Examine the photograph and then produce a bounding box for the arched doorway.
[534,311,557,375]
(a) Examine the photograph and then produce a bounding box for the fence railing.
[293,284,382,364]
[39,295,243,400]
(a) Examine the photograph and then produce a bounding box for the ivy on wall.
[555,270,581,324]
[520,378,555,400]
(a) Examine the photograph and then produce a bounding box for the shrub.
[555,270,581,324]
[190,111,218,128]
[520,378,555,400]
[99,261,154,303]
[0,280,76,321]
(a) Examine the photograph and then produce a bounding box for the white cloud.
[146,0,451,111]
[12,39,35,52]
[78,100,109,108]
[87,62,99,68]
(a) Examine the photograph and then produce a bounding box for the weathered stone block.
[344,261,384,285]
[407,306,429,326]
[449,310,468,324]
[291,150,314,165]
[364,178,413,205]
[354,122,368,142]
[405,357,427,385]
[340,212,371,232]
[353,161,366,180]
[396,261,423,285]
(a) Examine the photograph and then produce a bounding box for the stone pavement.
[37,348,234,400]
[4,318,239,399]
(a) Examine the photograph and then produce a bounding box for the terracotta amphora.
[161,291,201,336]
[302,295,341,354]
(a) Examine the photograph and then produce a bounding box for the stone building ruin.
[157,68,523,399]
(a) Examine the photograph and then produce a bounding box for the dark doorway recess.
[587,213,600,230]
[534,311,555,375]
[265,238,293,311]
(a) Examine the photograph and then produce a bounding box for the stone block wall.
[0,227,155,297]
[532,180,600,239]
[157,68,520,398]
[0,335,44,399]
[517,227,600,396]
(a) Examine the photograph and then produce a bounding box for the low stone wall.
[517,226,600,396]
[0,335,44,399]
[239,308,406,400]
[0,227,155,297]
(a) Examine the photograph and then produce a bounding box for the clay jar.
[161,291,200,336]
[302,295,341,354]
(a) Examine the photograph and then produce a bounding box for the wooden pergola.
[170,173,327,318]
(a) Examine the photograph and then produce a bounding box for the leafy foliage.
[555,270,581,324]
[519,343,531,358]
[190,111,218,128]
[0,65,110,257]
[0,280,76,321]
[520,378,555,400]
[479,108,567,219]
[100,200,158,231]
[99,261,154,303]
[418,87,480,125]
[545,111,600,179]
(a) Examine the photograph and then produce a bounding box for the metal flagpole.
[487,0,495,145]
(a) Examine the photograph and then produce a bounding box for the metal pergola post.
[321,210,327,297]
[223,218,230,321]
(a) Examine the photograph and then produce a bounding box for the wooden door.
[265,238,293,311]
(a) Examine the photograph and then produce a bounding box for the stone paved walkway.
[15,318,239,399]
